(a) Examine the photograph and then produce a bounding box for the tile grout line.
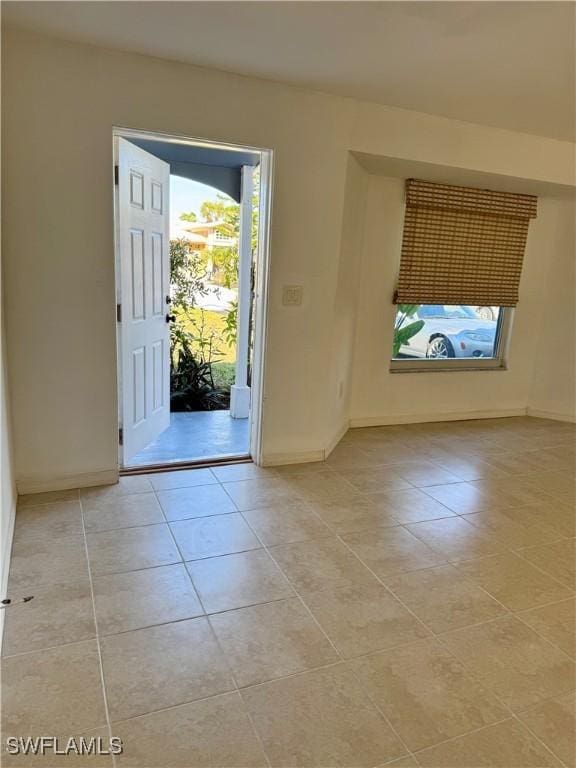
[82,480,260,763]
[148,472,274,765]
[430,635,573,768]
[78,492,117,768]
[428,584,574,768]
[406,713,553,765]
[334,514,576,675]
[11,499,573,649]
[11,432,574,765]
[202,615,273,768]
[235,508,419,765]
[512,546,575,591]
[332,526,574,765]
[256,500,572,764]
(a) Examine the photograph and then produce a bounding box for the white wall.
[2,27,575,490]
[1,217,17,643]
[350,175,575,425]
[324,155,369,452]
[528,197,576,421]
[1,333,16,643]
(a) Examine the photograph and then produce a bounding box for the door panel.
[118,138,170,464]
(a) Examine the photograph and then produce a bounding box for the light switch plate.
[282,284,303,306]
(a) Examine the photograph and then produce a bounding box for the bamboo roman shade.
[395,179,538,307]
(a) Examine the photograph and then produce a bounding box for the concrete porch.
[126,411,250,467]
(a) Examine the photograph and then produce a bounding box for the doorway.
[113,129,273,470]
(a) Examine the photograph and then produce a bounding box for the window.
[390,179,536,372]
[391,304,511,371]
[214,230,233,242]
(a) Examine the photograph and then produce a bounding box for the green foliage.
[393,304,424,357]
[169,239,230,410]
[209,246,239,289]
[178,175,259,348]
[170,175,260,408]
[222,300,238,347]
[170,238,208,309]
[212,361,236,390]
[169,323,229,411]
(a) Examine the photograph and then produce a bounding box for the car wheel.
[477,307,495,321]
[426,336,455,358]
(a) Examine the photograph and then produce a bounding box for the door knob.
[166,314,176,323]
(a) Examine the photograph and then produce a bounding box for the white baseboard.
[260,419,350,468]
[349,407,527,428]
[260,449,325,467]
[526,408,576,424]
[16,468,119,495]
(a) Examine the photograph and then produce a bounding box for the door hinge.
[116,303,122,322]
[114,165,119,185]
[118,427,124,446]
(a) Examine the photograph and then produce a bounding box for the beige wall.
[528,197,576,421]
[2,27,575,490]
[349,175,575,425]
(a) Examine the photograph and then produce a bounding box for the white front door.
[117,138,170,464]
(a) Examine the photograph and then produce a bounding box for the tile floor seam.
[201,620,270,768]
[334,532,448,641]
[415,483,562,514]
[448,552,576,602]
[1,635,102,661]
[440,577,576,665]
[503,606,576,665]
[87,558,187,580]
[181,543,264,563]
[430,613,576,766]
[235,508,419,765]
[95,613,210,640]
[507,712,572,768]
[79,492,117,768]
[433,617,576,717]
[333,482,464,527]
[106,688,246,725]
[111,689,272,768]
[83,519,171,535]
[406,714,538,763]
[396,528,563,567]
[154,519,210,603]
[512,546,576,590]
[282,530,437,761]
[9,421,575,768]
[89,560,185,579]
[515,594,576,618]
[475,531,571,554]
[334,526,576,760]
[92,610,241,725]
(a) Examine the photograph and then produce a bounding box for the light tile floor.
[2,417,575,767]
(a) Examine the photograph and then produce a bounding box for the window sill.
[390,362,508,374]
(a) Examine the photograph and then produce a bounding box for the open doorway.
[113,129,273,470]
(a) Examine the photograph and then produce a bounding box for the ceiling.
[129,137,260,201]
[3,1,575,141]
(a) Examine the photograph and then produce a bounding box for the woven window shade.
[395,179,537,307]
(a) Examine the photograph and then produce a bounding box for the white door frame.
[112,126,274,467]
